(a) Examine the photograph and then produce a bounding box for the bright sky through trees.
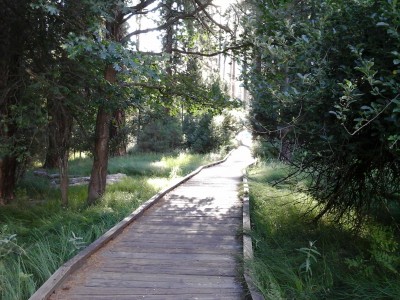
[129,0,235,52]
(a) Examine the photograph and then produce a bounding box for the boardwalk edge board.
[29,150,233,300]
[242,169,265,300]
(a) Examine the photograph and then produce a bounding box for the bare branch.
[170,42,253,57]
[122,3,163,24]
[129,0,158,12]
[192,0,232,33]
[122,0,213,43]
[341,95,399,136]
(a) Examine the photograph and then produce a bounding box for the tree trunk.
[87,65,116,205]
[56,101,73,207]
[43,101,60,169]
[87,7,123,204]
[0,156,17,205]
[87,106,111,204]
[0,8,19,205]
[110,109,127,157]
[59,153,69,207]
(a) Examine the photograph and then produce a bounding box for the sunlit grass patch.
[146,177,171,190]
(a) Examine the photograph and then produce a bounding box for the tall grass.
[0,151,220,300]
[247,160,400,299]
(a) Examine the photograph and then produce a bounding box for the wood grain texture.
[32,146,255,300]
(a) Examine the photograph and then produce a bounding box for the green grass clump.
[247,161,400,299]
[0,151,220,300]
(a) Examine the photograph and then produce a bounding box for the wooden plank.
[100,259,237,269]
[99,266,236,277]
[149,211,242,217]
[116,239,241,247]
[137,216,242,225]
[130,224,240,234]
[117,236,241,243]
[120,232,238,241]
[84,277,242,289]
[159,200,243,206]
[71,287,241,296]
[118,237,238,244]
[85,276,242,290]
[89,271,240,284]
[115,241,240,248]
[102,251,238,262]
[112,244,241,254]
[54,294,242,300]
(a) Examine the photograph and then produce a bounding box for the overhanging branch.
[192,0,232,33]
[122,0,213,43]
[170,43,253,57]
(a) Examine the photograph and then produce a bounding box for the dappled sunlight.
[149,160,167,168]
[146,177,171,190]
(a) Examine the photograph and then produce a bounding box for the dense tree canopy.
[0,0,240,205]
[241,0,400,223]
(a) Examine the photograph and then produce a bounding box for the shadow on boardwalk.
[44,146,254,300]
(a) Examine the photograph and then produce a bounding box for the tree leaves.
[242,0,400,224]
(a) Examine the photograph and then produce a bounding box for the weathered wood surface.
[45,146,254,300]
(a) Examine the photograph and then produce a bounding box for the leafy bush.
[183,111,241,153]
[136,111,182,153]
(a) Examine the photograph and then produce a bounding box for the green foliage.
[242,0,400,223]
[183,111,241,153]
[137,111,183,153]
[251,138,280,159]
[184,113,215,153]
[353,224,400,276]
[0,227,25,259]
[247,162,400,299]
[297,241,321,280]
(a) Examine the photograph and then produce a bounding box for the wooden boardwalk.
[41,146,254,300]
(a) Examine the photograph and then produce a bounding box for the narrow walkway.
[49,146,253,300]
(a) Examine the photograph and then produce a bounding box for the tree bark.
[110,109,127,157]
[43,101,60,169]
[0,156,17,205]
[56,101,73,207]
[0,2,23,205]
[59,152,69,207]
[87,106,111,204]
[41,92,73,206]
[87,65,116,205]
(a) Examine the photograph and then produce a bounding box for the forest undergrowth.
[247,160,400,300]
[0,151,221,300]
